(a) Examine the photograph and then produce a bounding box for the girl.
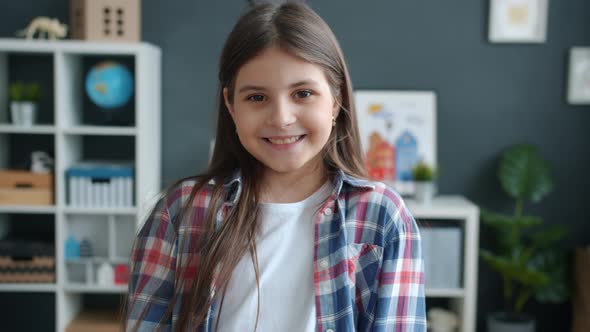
[125,3,426,332]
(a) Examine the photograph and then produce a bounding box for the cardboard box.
[66,310,121,332]
[0,170,53,205]
[70,0,141,42]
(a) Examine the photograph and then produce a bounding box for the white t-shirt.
[215,181,333,332]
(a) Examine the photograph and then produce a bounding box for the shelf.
[63,283,127,294]
[63,206,137,215]
[65,257,128,265]
[0,205,56,214]
[425,288,465,298]
[406,195,479,219]
[62,125,137,136]
[0,38,160,55]
[0,283,56,292]
[0,124,56,134]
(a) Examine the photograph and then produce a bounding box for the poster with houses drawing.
[354,90,437,196]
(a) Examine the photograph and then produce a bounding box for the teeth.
[267,136,301,145]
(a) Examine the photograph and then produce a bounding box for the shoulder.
[140,176,216,234]
[344,179,418,244]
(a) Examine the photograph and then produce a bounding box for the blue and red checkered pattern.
[127,169,426,331]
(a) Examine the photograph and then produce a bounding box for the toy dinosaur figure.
[16,17,68,40]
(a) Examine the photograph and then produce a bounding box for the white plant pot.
[10,101,37,126]
[414,181,436,204]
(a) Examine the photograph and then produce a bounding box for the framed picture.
[354,90,437,196]
[567,47,590,105]
[488,0,549,43]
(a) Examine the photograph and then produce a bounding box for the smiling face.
[223,47,340,180]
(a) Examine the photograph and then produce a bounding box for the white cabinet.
[407,195,480,332]
[0,38,161,331]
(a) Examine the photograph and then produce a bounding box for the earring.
[332,115,336,127]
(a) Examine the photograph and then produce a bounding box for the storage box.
[70,0,141,42]
[66,310,120,332]
[0,240,55,283]
[0,256,55,283]
[0,170,54,205]
[66,162,134,208]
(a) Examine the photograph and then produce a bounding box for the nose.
[266,97,296,128]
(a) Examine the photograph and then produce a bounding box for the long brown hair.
[124,3,366,331]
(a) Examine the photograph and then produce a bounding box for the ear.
[223,87,235,119]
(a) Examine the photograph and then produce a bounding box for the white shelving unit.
[406,195,480,332]
[0,38,161,332]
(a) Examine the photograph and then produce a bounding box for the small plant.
[480,144,569,321]
[412,160,437,182]
[9,81,41,102]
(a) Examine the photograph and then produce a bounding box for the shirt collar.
[218,168,375,205]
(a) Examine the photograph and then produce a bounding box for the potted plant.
[411,160,437,204]
[9,81,41,126]
[480,144,570,332]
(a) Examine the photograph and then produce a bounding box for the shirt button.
[323,207,333,216]
[326,329,334,332]
[320,259,329,269]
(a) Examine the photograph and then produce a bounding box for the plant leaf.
[481,210,542,228]
[498,144,553,203]
[530,250,570,303]
[529,225,569,249]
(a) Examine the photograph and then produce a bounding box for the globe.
[85,61,134,109]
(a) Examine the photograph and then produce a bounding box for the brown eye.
[247,94,265,102]
[295,90,313,98]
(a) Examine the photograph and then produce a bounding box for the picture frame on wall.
[567,47,590,105]
[354,90,437,197]
[488,0,549,43]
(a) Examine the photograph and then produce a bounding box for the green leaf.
[498,144,553,203]
[481,210,542,228]
[529,250,570,303]
[529,225,569,249]
[480,250,544,284]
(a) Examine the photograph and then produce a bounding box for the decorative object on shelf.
[96,262,114,286]
[65,236,80,260]
[355,90,437,196]
[573,245,590,332]
[411,160,438,204]
[66,161,134,207]
[480,144,570,332]
[85,61,134,110]
[30,151,54,174]
[114,264,129,285]
[488,0,549,43]
[79,237,93,257]
[70,0,140,42]
[0,240,55,283]
[15,16,68,40]
[420,225,461,289]
[567,47,590,105]
[0,170,54,205]
[9,81,41,126]
[427,308,459,332]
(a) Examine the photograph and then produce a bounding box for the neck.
[259,159,328,204]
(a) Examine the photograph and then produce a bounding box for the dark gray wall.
[1,1,589,331]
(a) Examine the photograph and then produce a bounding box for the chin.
[263,161,307,174]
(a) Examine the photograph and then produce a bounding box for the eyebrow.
[237,79,320,94]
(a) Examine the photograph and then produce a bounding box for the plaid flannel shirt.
[127,169,426,331]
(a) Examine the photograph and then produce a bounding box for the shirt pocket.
[346,243,383,293]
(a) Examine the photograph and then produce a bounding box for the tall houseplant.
[9,81,41,126]
[481,144,569,332]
